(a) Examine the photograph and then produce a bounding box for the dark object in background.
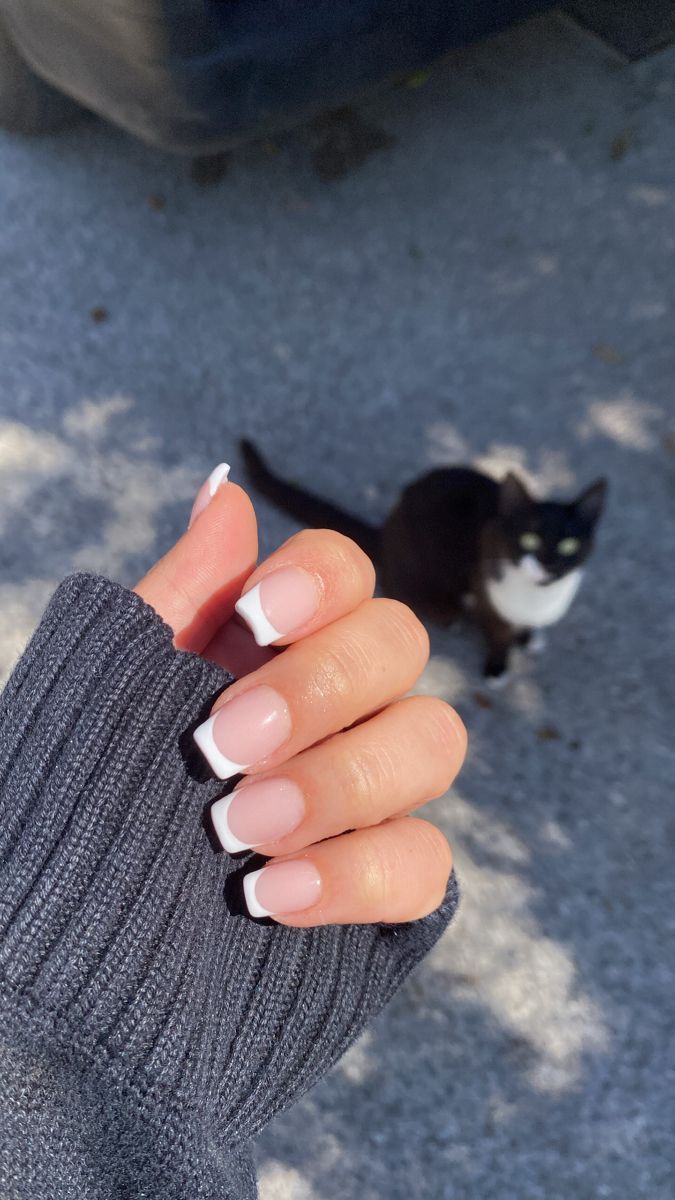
[563,0,675,61]
[309,106,395,182]
[0,1,552,149]
[0,14,85,133]
[190,152,230,187]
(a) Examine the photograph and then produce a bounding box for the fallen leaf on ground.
[536,724,561,742]
[592,342,624,365]
[402,69,431,89]
[610,130,632,161]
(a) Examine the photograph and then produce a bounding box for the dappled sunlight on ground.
[259,1164,320,1200]
[335,1030,375,1085]
[0,398,201,682]
[0,578,59,685]
[430,821,609,1094]
[425,421,470,465]
[475,445,579,495]
[580,390,663,450]
[414,653,468,707]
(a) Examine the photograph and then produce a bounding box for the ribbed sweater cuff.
[0,574,459,1150]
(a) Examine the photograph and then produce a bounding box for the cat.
[240,440,607,682]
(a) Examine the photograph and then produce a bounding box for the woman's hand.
[134,465,466,927]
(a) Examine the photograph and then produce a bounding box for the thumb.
[134,468,258,654]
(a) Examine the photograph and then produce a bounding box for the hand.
[134,466,466,927]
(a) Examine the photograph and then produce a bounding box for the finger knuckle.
[290,527,324,551]
[289,528,376,593]
[310,634,374,702]
[321,529,377,589]
[415,698,467,793]
[345,739,398,817]
[357,838,398,911]
[372,598,430,669]
[286,527,350,562]
[408,818,454,909]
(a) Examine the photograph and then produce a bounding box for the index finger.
[134,474,258,653]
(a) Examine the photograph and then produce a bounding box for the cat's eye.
[558,537,580,556]
[519,532,542,552]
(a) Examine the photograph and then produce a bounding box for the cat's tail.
[240,440,381,562]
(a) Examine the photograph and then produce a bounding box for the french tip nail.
[193,713,247,781]
[244,868,273,919]
[208,462,231,496]
[235,584,282,647]
[210,793,254,854]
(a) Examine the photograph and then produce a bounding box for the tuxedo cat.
[240,440,607,681]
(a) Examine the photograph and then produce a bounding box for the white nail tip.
[235,584,282,647]
[208,462,231,497]
[210,793,254,853]
[193,713,247,780]
[243,868,274,919]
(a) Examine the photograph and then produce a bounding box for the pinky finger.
[243,818,453,927]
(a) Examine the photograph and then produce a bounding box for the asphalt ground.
[1,11,674,1198]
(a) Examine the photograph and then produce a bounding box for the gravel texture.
[1,11,674,1199]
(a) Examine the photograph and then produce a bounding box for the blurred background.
[1,3,674,1197]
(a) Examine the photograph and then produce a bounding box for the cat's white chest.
[486,557,583,628]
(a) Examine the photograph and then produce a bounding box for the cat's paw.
[484,670,512,690]
[526,629,547,655]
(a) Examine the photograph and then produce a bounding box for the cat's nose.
[521,554,551,584]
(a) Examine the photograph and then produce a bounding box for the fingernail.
[193,685,291,780]
[235,567,320,646]
[210,778,305,852]
[244,860,322,918]
[189,462,230,527]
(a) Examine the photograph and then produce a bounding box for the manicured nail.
[244,860,322,918]
[189,462,230,527]
[211,778,305,852]
[235,567,320,646]
[193,685,291,780]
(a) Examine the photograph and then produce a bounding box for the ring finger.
[209,696,466,856]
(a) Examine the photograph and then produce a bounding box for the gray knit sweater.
[0,574,458,1199]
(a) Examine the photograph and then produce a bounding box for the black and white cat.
[240,441,607,682]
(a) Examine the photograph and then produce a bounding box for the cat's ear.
[499,472,532,516]
[574,478,608,525]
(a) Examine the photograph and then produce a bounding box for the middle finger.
[209,696,467,856]
[193,598,429,780]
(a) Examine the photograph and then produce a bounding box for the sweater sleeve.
[0,574,459,1200]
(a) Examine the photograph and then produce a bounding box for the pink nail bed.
[235,567,320,646]
[210,778,305,853]
[193,686,291,780]
[244,860,322,919]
